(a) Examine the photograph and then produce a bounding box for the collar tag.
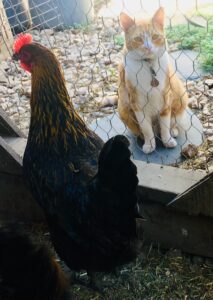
[150,67,159,87]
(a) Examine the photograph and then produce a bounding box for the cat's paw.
[163,137,177,148]
[142,143,156,154]
[171,127,179,138]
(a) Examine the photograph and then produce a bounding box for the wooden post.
[139,201,213,258]
[167,173,213,217]
[136,162,213,258]
[0,0,14,60]
[0,108,45,222]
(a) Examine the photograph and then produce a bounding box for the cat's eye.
[152,34,160,40]
[133,36,143,43]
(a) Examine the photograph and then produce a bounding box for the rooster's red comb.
[13,33,33,54]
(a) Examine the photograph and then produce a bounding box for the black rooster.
[0,225,71,300]
[13,34,141,284]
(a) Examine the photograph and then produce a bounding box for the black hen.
[0,225,71,300]
[12,34,141,280]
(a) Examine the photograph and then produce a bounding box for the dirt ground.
[28,224,213,300]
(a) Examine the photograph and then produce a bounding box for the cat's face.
[120,8,166,60]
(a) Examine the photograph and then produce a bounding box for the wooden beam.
[139,202,213,258]
[3,136,27,158]
[0,136,22,174]
[167,173,213,217]
[0,107,26,137]
[0,172,45,222]
[134,160,207,204]
[0,0,13,60]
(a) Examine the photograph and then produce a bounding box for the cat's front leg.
[134,111,156,154]
[159,114,177,148]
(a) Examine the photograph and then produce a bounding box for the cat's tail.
[172,107,204,147]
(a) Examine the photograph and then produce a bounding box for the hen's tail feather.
[98,135,138,194]
[0,225,70,300]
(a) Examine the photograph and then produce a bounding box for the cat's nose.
[144,39,152,51]
[144,47,152,53]
[144,40,149,47]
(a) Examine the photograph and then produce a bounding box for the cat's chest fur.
[124,52,169,114]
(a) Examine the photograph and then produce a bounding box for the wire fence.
[0,0,212,170]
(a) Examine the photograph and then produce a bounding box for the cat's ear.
[152,7,165,31]
[120,12,135,32]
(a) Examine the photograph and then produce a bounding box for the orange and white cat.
[118,7,193,154]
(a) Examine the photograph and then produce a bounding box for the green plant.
[166,20,213,73]
[200,37,213,72]
[114,35,124,47]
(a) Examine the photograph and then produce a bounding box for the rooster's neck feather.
[28,57,89,150]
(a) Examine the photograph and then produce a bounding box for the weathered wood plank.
[167,172,213,217]
[0,136,22,174]
[0,172,45,222]
[0,107,26,137]
[139,202,213,258]
[135,160,207,203]
[3,136,27,158]
[0,136,207,197]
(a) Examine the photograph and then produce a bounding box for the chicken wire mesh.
[0,0,212,170]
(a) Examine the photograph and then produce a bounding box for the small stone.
[17,107,26,114]
[204,79,213,89]
[203,103,213,116]
[186,80,195,88]
[104,59,112,65]
[206,90,213,99]
[1,103,8,110]
[195,84,206,93]
[0,86,8,94]
[197,151,205,157]
[75,87,88,96]
[188,96,198,109]
[11,106,18,113]
[100,95,118,107]
[89,50,100,56]
[181,144,198,159]
[20,95,29,102]
[204,128,213,135]
[208,147,213,154]
[199,95,208,107]
[12,113,20,122]
[207,136,213,143]
[203,122,212,128]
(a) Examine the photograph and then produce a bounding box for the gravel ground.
[0,18,121,133]
[0,17,212,170]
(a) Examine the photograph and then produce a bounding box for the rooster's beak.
[12,53,19,61]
